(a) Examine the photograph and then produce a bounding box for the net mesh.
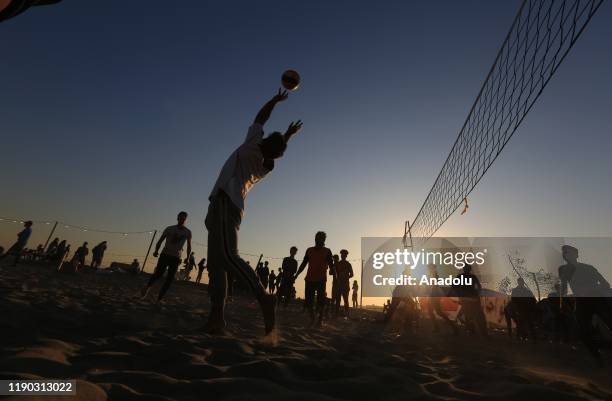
[409,0,603,245]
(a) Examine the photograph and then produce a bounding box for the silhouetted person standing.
[141,211,192,303]
[511,277,538,342]
[279,246,298,307]
[0,220,32,266]
[91,241,107,269]
[352,280,359,308]
[72,242,89,271]
[559,245,612,363]
[205,88,302,335]
[261,261,270,289]
[268,270,277,294]
[130,258,140,274]
[383,299,391,314]
[196,257,207,284]
[331,254,340,313]
[295,231,334,327]
[334,249,354,317]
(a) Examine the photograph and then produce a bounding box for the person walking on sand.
[279,246,298,307]
[204,88,303,335]
[511,277,538,342]
[295,231,334,327]
[334,249,354,317]
[141,211,192,303]
[352,280,359,308]
[0,220,32,266]
[196,257,207,284]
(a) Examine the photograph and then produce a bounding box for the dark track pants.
[305,280,326,321]
[205,191,265,316]
[147,253,181,300]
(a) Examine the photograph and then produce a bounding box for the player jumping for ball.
[205,89,303,335]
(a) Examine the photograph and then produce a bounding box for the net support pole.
[141,230,157,273]
[43,221,58,252]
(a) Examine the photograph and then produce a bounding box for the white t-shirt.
[210,123,271,211]
[161,225,192,258]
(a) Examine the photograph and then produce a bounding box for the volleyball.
[281,69,300,91]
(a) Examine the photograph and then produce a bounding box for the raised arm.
[283,120,303,143]
[254,89,288,126]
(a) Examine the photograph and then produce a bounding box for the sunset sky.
[1,1,611,299]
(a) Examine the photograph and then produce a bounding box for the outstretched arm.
[254,89,288,126]
[283,120,303,143]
